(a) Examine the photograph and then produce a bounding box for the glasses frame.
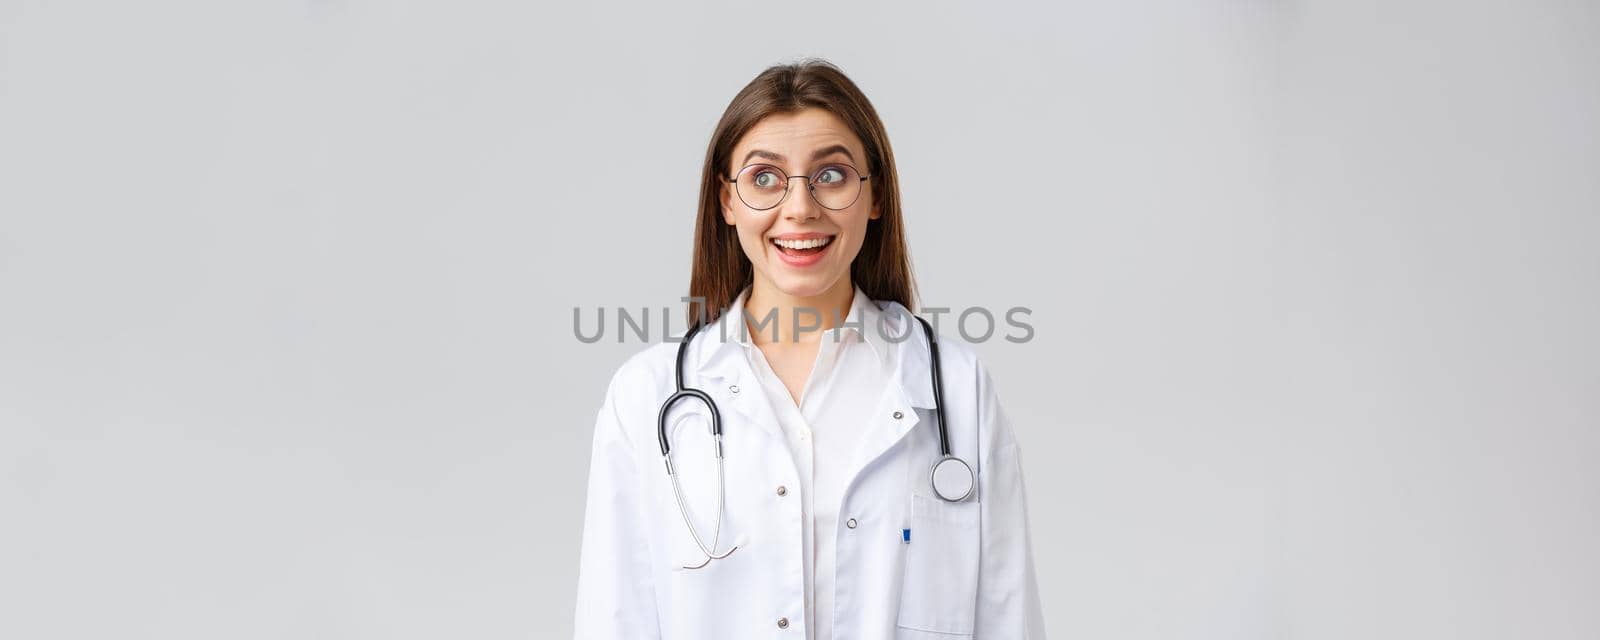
[724,162,872,212]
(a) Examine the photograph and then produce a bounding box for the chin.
[766,270,842,299]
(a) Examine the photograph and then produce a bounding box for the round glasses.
[725,163,871,211]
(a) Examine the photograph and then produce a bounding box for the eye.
[753,169,782,189]
[814,166,847,185]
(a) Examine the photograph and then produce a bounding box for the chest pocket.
[897,492,981,638]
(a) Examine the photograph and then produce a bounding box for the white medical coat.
[573,299,1047,639]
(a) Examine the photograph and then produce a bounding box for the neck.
[744,277,855,345]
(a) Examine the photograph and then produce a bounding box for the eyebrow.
[741,144,857,168]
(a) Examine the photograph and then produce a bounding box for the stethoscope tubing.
[659,316,949,457]
[914,315,952,458]
[656,310,970,568]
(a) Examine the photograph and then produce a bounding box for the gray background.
[2,0,1596,638]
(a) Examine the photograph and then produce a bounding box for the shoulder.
[927,325,1003,422]
[589,340,683,454]
[879,300,1017,456]
[601,340,679,409]
[877,299,991,379]
[930,323,987,378]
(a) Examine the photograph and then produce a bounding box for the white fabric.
[728,285,890,640]
[573,290,1048,640]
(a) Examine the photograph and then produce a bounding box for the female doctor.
[574,59,1046,639]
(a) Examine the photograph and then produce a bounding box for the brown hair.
[686,58,916,326]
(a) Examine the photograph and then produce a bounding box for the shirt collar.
[689,286,935,409]
[708,284,892,369]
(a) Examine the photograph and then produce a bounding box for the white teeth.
[772,236,834,250]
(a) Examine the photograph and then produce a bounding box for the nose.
[778,175,822,222]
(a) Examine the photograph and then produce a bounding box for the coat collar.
[687,286,936,410]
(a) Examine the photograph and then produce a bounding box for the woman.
[574,59,1046,639]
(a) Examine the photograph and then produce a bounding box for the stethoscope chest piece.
[930,454,975,502]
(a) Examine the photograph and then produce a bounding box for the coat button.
[892,410,904,420]
[730,384,740,394]
[846,518,857,529]
[777,617,789,629]
[776,485,787,497]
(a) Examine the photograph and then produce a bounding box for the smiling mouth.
[771,235,835,257]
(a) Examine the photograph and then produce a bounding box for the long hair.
[686,59,916,326]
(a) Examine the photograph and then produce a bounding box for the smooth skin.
[719,107,881,406]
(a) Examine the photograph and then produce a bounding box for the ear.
[869,204,882,220]
[720,181,737,225]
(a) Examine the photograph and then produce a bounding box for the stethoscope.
[657,313,975,570]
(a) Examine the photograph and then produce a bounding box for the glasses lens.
[736,164,789,210]
[809,163,863,210]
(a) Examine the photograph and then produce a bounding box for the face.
[721,108,880,300]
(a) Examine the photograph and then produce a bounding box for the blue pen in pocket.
[902,528,911,544]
